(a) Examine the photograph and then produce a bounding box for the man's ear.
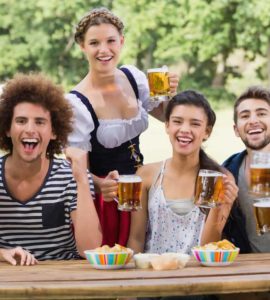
[234,124,240,137]
[6,130,10,138]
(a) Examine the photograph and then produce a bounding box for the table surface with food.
[1,241,270,299]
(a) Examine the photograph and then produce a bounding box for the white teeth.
[178,137,192,141]
[22,138,38,143]
[177,137,192,144]
[97,56,112,61]
[248,129,263,134]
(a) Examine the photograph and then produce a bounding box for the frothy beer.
[117,175,142,211]
[250,164,270,197]
[253,200,270,235]
[147,68,170,99]
[194,170,224,208]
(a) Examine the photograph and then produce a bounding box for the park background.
[1,0,269,163]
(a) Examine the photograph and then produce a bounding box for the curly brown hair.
[74,7,124,44]
[0,73,73,158]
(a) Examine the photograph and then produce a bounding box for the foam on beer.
[198,170,223,177]
[253,200,270,208]
[147,68,164,73]
[147,66,168,73]
[250,164,270,169]
[118,175,142,183]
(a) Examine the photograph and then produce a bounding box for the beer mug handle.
[113,178,119,204]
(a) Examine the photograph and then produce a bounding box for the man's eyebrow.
[239,107,269,113]
[14,116,26,119]
[255,107,269,112]
[238,109,250,114]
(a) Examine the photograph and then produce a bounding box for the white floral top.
[145,161,205,254]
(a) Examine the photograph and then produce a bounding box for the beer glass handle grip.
[113,177,119,204]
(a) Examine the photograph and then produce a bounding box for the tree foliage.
[0,0,269,101]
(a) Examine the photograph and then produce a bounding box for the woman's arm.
[66,147,102,257]
[127,166,151,253]
[123,65,179,122]
[66,93,94,153]
[200,172,238,245]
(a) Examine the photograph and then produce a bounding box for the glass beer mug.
[147,65,170,102]
[194,169,224,208]
[114,175,142,211]
[249,151,270,198]
[250,151,270,235]
[253,198,270,235]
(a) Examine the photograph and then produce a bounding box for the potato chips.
[94,244,132,253]
[195,239,236,250]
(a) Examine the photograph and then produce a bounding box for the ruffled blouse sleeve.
[121,65,161,112]
[65,93,94,151]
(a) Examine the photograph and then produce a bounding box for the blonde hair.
[74,7,124,44]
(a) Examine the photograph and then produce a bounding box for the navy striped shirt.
[0,156,95,260]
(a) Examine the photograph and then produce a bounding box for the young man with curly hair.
[0,73,101,265]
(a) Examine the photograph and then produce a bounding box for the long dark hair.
[165,90,224,173]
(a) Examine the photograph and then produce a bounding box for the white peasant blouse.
[66,65,158,151]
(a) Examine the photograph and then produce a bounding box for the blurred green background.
[1,0,269,162]
[1,0,269,105]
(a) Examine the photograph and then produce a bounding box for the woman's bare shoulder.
[136,161,163,180]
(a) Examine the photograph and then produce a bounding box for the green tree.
[234,0,270,85]
[0,0,268,98]
[115,0,240,102]
[0,0,112,86]
[115,0,182,70]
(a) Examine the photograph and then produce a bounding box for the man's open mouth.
[248,128,263,135]
[21,138,38,150]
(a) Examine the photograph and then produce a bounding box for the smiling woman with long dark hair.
[125,90,238,254]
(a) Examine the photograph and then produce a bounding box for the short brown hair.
[74,7,124,44]
[0,73,73,157]
[234,86,270,123]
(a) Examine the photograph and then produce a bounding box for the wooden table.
[1,253,270,299]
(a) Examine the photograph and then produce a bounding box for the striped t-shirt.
[0,155,95,261]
